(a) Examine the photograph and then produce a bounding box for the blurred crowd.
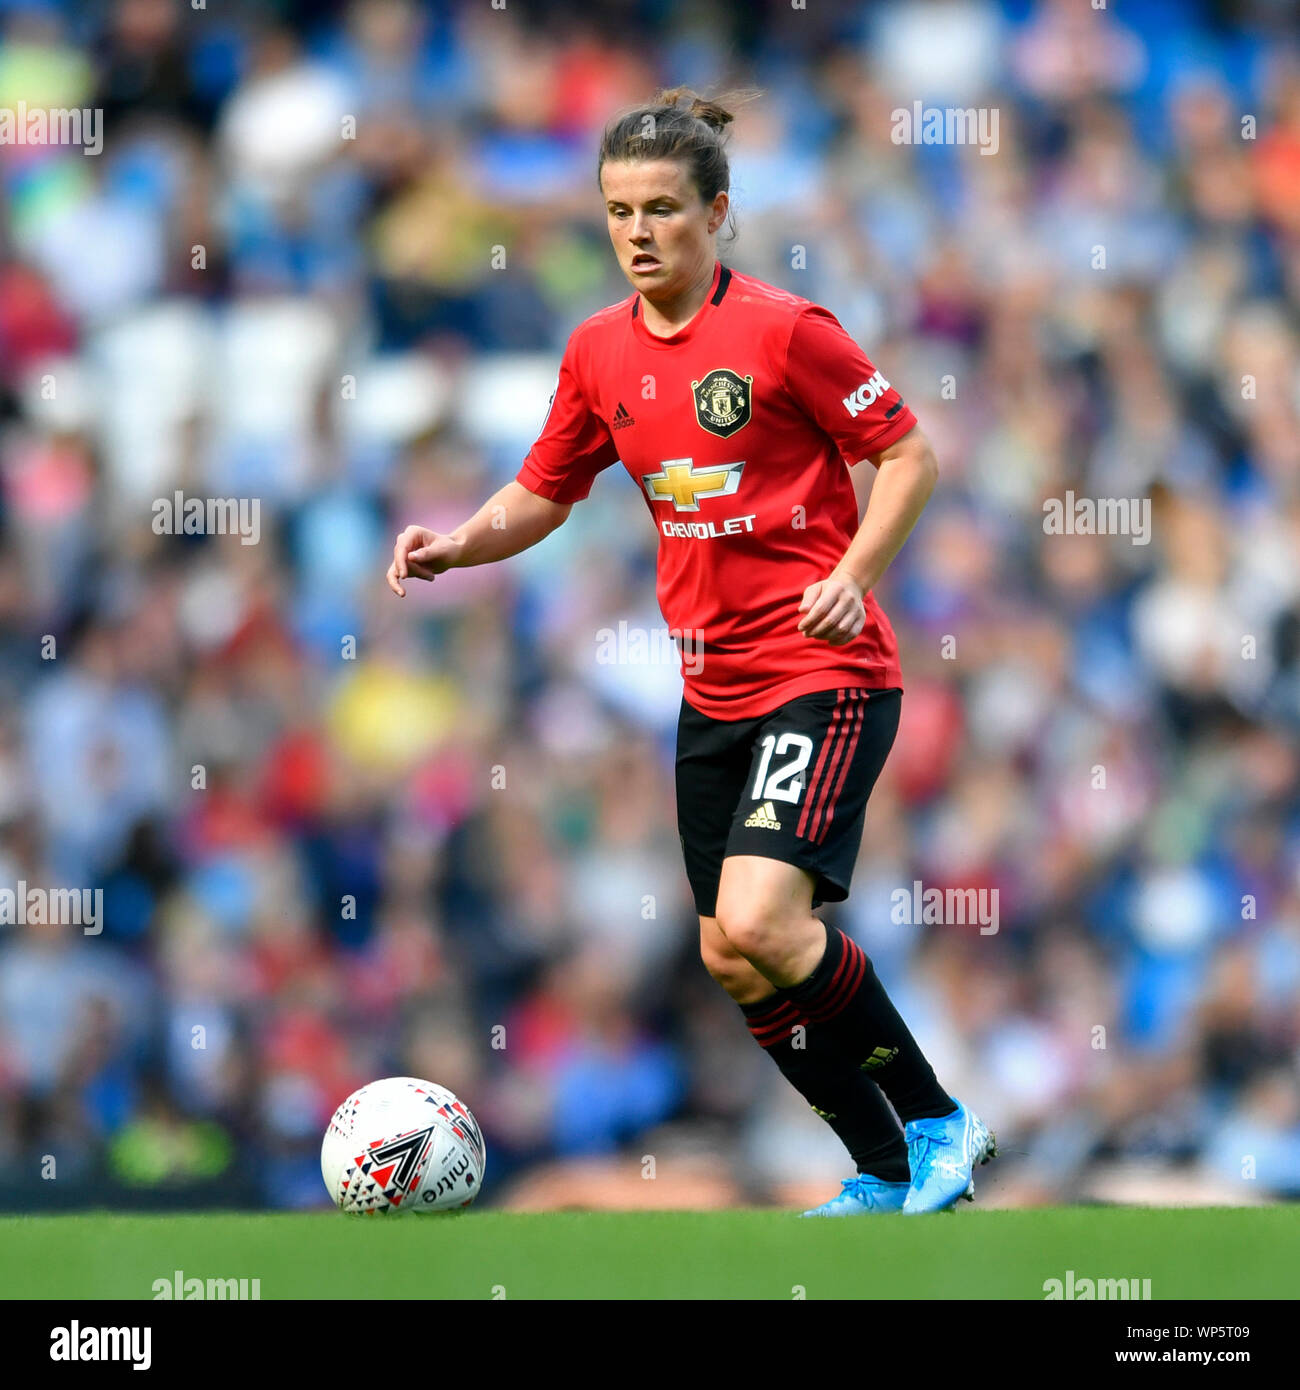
[0,0,1298,1211]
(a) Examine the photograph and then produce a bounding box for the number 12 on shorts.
[751,733,814,803]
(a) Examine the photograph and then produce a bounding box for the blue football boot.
[800,1174,911,1217]
[901,1098,997,1214]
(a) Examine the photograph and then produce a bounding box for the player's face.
[601,158,728,300]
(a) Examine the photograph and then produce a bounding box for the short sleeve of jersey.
[516,329,619,505]
[783,306,917,465]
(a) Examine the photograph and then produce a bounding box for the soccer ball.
[321,1076,486,1214]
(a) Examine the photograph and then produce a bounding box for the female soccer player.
[387,89,995,1214]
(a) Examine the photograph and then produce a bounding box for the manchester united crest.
[691,368,754,439]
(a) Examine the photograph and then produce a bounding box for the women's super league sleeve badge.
[691,368,754,438]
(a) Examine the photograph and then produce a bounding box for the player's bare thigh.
[713,855,826,987]
[701,856,826,999]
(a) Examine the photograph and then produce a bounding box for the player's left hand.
[797,573,866,645]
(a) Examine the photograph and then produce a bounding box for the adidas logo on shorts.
[861,1045,899,1071]
[744,801,782,830]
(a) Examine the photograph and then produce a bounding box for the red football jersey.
[516,261,916,719]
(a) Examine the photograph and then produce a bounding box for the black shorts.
[675,686,901,917]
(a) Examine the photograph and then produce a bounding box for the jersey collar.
[630,260,731,348]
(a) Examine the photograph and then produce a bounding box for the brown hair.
[598,87,755,236]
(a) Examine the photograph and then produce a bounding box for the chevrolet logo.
[640,459,744,512]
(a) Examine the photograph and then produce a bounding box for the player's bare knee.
[700,914,765,1000]
[699,944,730,983]
[697,938,743,992]
[713,894,787,968]
[702,955,753,999]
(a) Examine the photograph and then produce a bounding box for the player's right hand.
[387,526,463,597]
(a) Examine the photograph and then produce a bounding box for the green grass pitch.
[2,1207,1297,1299]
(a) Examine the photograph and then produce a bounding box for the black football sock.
[779,924,955,1123]
[741,996,910,1182]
